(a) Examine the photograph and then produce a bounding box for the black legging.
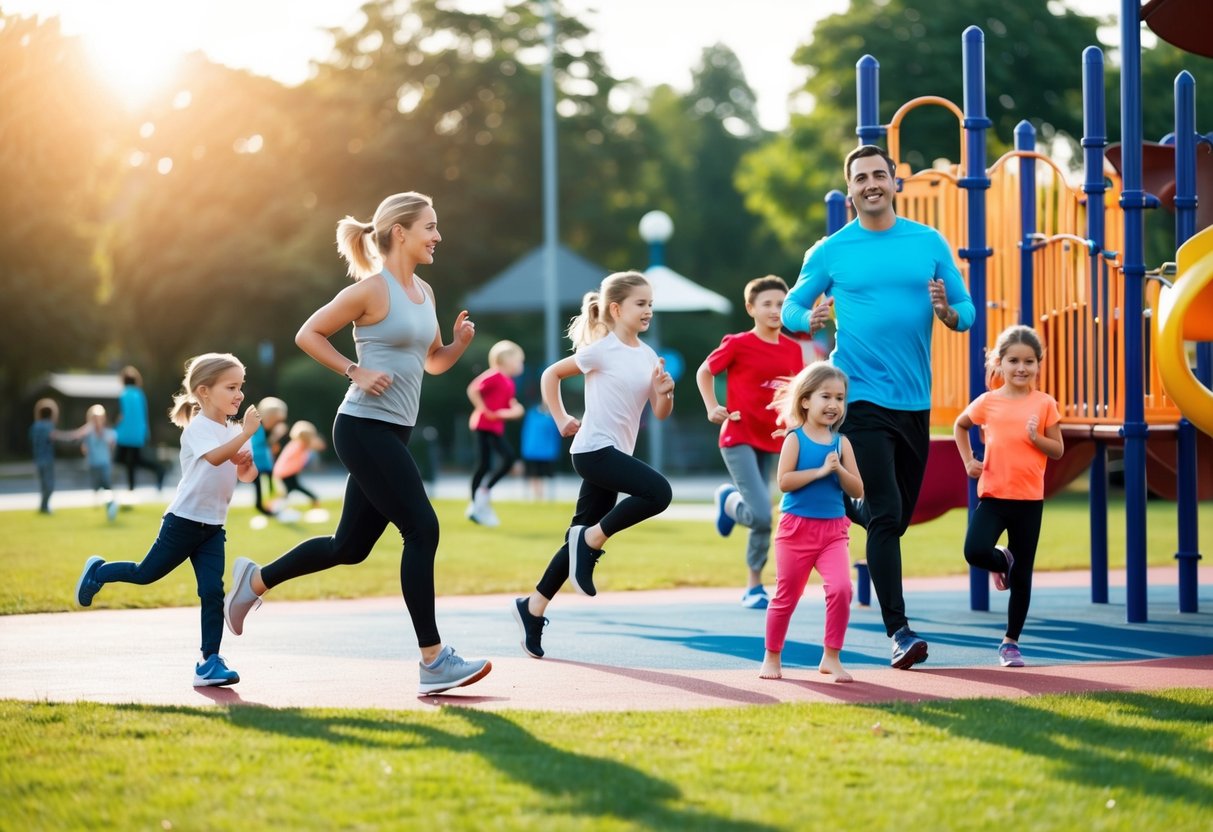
[840,401,930,637]
[281,475,319,503]
[259,415,440,647]
[536,445,672,600]
[115,445,166,491]
[963,497,1043,641]
[470,430,516,496]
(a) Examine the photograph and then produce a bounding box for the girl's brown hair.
[986,325,1044,389]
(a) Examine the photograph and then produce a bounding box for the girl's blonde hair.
[567,271,650,349]
[986,325,1044,389]
[289,420,317,442]
[335,191,434,280]
[258,396,288,421]
[488,340,524,370]
[772,361,850,431]
[169,353,245,427]
[86,404,107,425]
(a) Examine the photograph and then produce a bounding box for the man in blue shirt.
[782,144,975,670]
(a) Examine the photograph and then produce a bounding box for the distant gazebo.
[463,244,608,313]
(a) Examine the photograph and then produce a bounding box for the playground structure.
[825,1,1212,622]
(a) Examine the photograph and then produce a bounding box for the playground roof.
[463,244,607,313]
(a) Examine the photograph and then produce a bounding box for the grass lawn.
[3,689,1210,831]
[2,491,1208,615]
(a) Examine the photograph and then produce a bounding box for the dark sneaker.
[993,545,1015,591]
[418,646,492,695]
[890,625,929,669]
[998,642,1025,667]
[223,557,262,636]
[567,525,604,597]
[512,597,548,659]
[844,496,870,529]
[193,654,240,687]
[74,556,105,607]
[740,585,769,610]
[714,484,738,537]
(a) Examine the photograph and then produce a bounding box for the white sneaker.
[478,502,501,527]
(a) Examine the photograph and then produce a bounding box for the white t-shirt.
[166,416,248,525]
[570,332,660,456]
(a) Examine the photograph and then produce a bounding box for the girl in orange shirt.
[954,325,1063,667]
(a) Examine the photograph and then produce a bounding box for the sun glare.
[70,1,186,108]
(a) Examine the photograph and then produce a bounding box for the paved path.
[3,568,1209,712]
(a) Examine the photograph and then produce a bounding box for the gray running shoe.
[224,557,262,636]
[418,646,492,695]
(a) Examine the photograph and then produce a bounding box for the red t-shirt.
[705,332,805,454]
[963,389,1060,500]
[469,370,515,435]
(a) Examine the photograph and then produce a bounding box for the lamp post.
[639,210,674,471]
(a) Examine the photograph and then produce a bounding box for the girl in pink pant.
[761,362,864,683]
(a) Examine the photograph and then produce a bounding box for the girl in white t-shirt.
[72,353,261,687]
[511,271,675,658]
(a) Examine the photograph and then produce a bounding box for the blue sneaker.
[890,626,929,669]
[714,484,738,537]
[193,654,240,687]
[740,585,769,609]
[567,525,604,597]
[418,646,492,695]
[74,556,105,607]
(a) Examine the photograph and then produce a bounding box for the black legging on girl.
[259,415,441,647]
[535,445,672,600]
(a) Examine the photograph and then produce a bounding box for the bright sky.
[5,0,1122,128]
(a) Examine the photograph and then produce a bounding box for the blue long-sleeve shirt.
[782,217,974,411]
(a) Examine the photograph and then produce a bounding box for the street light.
[639,210,673,471]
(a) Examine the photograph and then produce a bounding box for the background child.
[512,271,675,660]
[80,404,119,521]
[954,325,1063,668]
[465,340,525,526]
[272,420,326,509]
[73,353,260,687]
[249,396,289,522]
[760,362,863,683]
[520,402,563,501]
[29,398,79,515]
[114,365,167,494]
[696,275,805,609]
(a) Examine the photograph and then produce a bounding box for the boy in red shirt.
[466,340,525,526]
[696,276,806,608]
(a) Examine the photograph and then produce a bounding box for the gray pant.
[720,444,775,572]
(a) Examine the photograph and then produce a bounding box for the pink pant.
[765,513,852,652]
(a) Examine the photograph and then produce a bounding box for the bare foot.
[759,650,782,679]
[818,655,854,683]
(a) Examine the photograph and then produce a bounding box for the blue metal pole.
[1172,69,1201,613]
[1120,0,1149,623]
[825,190,848,235]
[541,0,560,368]
[1083,45,1110,604]
[960,26,992,613]
[1015,121,1036,325]
[856,55,883,146]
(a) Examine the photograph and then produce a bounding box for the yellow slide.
[1158,225,1213,435]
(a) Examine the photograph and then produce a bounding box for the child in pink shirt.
[465,340,524,526]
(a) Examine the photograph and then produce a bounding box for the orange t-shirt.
[963,389,1060,500]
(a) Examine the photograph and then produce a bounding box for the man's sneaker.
[740,585,769,610]
[567,525,603,596]
[998,642,1025,667]
[512,597,548,659]
[993,545,1015,591]
[714,484,738,537]
[193,654,240,687]
[890,625,929,670]
[418,646,492,695]
[74,556,105,607]
[223,557,262,636]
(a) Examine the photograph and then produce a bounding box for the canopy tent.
[463,244,608,312]
[643,265,733,314]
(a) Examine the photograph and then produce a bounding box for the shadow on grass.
[145,704,778,831]
[889,690,1213,809]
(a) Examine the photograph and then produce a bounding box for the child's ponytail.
[567,291,607,349]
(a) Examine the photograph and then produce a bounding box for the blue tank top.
[779,427,845,519]
[337,269,438,427]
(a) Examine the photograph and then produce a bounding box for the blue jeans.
[719,444,776,573]
[95,513,226,656]
[36,461,54,513]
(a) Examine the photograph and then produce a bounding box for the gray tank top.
[337,269,438,426]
